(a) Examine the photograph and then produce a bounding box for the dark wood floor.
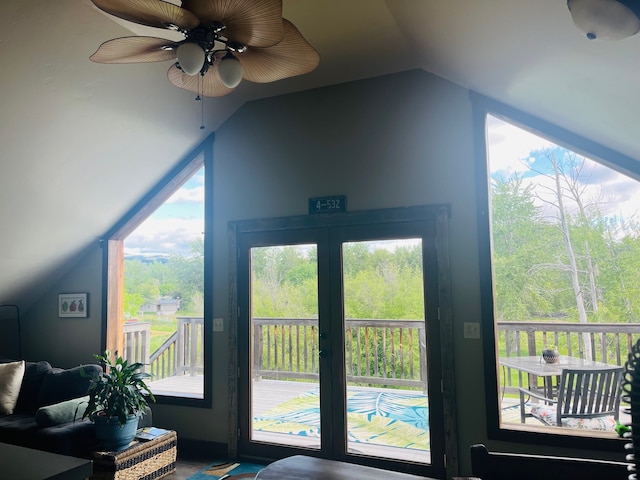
[166,457,217,479]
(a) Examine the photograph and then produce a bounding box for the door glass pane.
[342,239,429,463]
[250,244,321,449]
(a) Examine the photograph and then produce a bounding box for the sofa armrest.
[139,406,153,428]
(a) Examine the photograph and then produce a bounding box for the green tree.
[490,145,640,334]
[490,175,555,320]
[123,258,162,317]
[166,237,204,313]
[123,291,145,319]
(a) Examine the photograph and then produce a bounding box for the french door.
[235,208,447,477]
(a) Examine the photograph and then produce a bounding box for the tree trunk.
[551,153,592,359]
[585,241,598,314]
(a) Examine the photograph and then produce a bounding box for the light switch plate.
[213,317,224,332]
[463,322,480,339]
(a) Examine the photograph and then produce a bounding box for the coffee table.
[0,442,92,480]
[255,455,436,480]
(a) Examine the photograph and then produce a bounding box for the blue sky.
[124,167,205,258]
[487,115,640,222]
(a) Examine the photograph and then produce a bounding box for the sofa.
[0,356,151,457]
[469,444,629,480]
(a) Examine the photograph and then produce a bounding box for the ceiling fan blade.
[181,0,283,47]
[91,0,199,31]
[238,19,319,83]
[167,64,234,97]
[90,37,177,63]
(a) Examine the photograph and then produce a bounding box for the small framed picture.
[58,293,88,318]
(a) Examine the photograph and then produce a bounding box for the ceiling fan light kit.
[176,42,205,75]
[89,0,319,97]
[567,0,640,40]
[218,53,243,88]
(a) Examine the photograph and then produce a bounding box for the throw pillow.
[35,395,89,427]
[37,364,102,408]
[15,360,52,413]
[530,404,617,431]
[0,361,26,415]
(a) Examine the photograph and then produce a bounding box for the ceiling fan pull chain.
[200,95,205,130]
[198,74,205,130]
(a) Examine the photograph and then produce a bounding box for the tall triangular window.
[105,136,212,404]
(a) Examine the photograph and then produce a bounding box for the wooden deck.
[251,380,431,463]
[148,376,430,462]
[146,376,313,404]
[148,376,629,454]
[252,379,312,415]
[148,375,204,399]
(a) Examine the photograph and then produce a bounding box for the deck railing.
[126,317,640,394]
[498,321,640,395]
[123,321,151,369]
[124,317,204,380]
[252,317,427,390]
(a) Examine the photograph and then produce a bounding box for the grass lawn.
[136,313,178,353]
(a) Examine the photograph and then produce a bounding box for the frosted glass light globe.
[218,54,243,88]
[177,43,205,75]
[568,0,640,40]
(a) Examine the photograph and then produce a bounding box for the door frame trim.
[227,204,458,474]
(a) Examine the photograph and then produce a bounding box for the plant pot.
[542,348,559,364]
[94,413,140,451]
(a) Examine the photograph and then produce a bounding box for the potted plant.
[542,345,559,364]
[83,351,155,451]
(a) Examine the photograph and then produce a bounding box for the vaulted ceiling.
[1,0,639,308]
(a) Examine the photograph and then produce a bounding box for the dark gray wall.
[210,69,483,467]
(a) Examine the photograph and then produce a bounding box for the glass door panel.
[342,238,429,463]
[236,210,443,477]
[249,244,321,450]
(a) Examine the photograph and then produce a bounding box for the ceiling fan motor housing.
[89,0,320,97]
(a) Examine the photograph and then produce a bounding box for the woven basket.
[90,430,177,480]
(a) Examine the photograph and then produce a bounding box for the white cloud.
[124,217,204,256]
[488,115,640,221]
[166,185,204,204]
[487,115,554,175]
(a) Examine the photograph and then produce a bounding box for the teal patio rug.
[253,389,429,451]
[187,460,266,480]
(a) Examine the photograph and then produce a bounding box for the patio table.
[499,355,618,400]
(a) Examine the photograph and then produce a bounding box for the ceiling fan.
[89,0,320,97]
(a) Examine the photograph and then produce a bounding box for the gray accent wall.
[21,69,487,469]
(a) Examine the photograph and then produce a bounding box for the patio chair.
[518,366,623,430]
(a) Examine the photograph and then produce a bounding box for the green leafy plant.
[83,351,155,426]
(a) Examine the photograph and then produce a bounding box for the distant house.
[139,297,181,316]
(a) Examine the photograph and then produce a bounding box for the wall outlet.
[463,322,481,339]
[213,317,224,332]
